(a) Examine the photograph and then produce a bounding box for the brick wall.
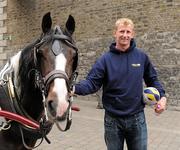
[1,0,180,106]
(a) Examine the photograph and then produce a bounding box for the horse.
[0,12,78,150]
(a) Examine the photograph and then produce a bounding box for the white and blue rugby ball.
[143,87,160,105]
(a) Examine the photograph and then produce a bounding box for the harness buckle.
[0,108,11,131]
[0,79,8,86]
[0,120,11,131]
[7,77,15,98]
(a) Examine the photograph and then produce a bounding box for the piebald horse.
[0,12,78,150]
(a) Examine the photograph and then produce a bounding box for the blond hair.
[114,18,134,31]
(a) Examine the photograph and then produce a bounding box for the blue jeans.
[104,111,147,150]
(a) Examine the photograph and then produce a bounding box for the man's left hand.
[154,97,167,114]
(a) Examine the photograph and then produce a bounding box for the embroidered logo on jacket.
[131,63,141,67]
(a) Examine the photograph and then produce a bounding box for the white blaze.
[53,53,69,116]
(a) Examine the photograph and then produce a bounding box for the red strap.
[0,105,79,129]
[0,110,39,129]
[71,105,80,111]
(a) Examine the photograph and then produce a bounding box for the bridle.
[33,27,78,131]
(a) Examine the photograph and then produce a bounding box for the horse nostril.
[47,100,57,117]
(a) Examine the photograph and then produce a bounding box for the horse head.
[38,12,78,122]
[18,12,78,126]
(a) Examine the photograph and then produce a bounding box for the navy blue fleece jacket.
[75,40,165,116]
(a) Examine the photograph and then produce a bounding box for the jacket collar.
[110,39,136,54]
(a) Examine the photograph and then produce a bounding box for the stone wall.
[1,0,180,106]
[137,31,180,106]
[0,0,7,65]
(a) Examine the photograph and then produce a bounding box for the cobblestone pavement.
[35,99,180,150]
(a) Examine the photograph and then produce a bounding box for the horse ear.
[65,15,75,35]
[42,12,52,33]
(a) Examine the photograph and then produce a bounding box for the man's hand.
[154,97,167,114]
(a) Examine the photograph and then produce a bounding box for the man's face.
[114,24,134,49]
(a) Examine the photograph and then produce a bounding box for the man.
[74,18,167,150]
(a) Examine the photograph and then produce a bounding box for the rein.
[0,109,39,129]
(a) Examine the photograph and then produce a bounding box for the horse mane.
[18,38,43,119]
